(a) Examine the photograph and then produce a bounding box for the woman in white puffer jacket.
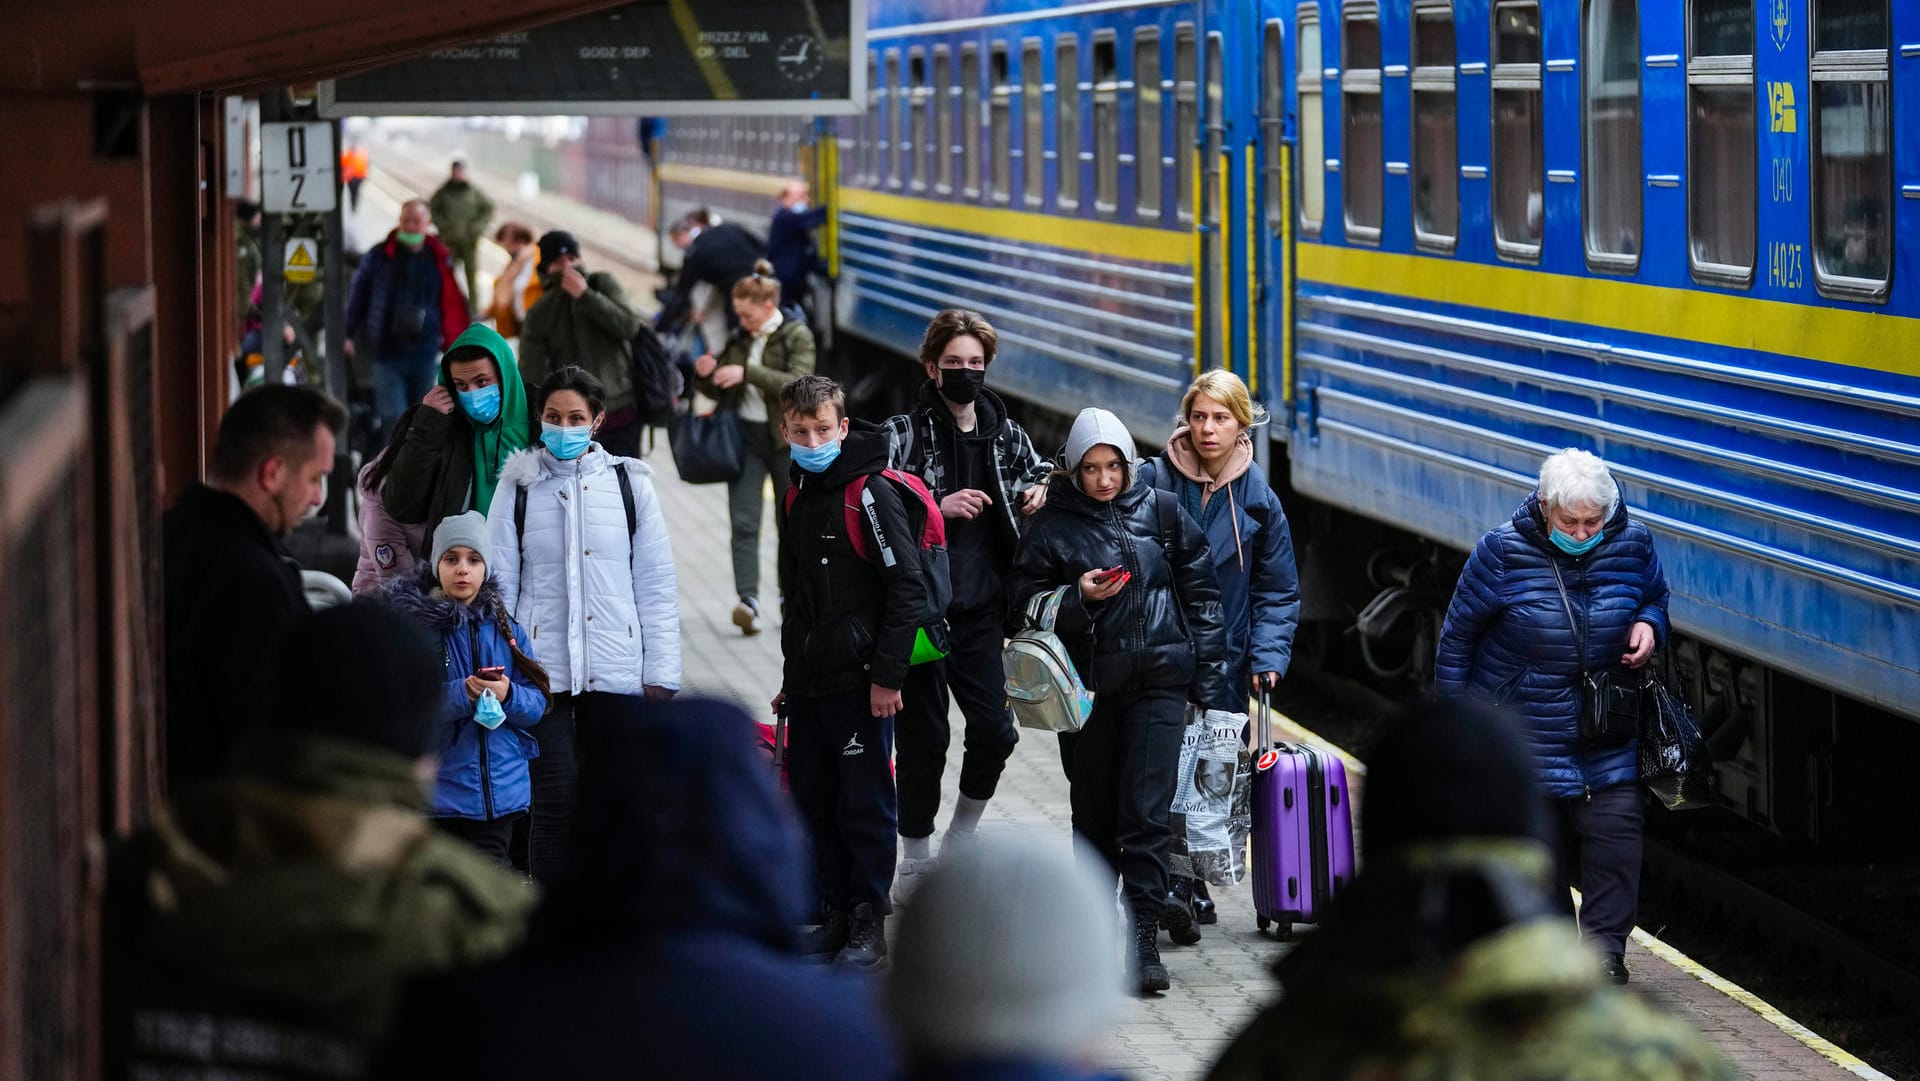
[490,365,682,882]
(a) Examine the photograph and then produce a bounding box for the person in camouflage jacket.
[430,160,497,306]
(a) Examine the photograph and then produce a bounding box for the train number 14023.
[1768,241,1805,290]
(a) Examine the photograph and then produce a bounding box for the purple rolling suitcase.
[1249,697,1356,938]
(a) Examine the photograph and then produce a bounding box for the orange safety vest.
[341,147,369,182]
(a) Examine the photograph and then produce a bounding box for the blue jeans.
[373,349,441,439]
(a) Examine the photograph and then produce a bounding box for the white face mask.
[791,201,809,213]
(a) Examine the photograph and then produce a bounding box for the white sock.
[902,835,932,861]
[949,795,989,833]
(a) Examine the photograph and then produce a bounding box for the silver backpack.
[1004,586,1096,733]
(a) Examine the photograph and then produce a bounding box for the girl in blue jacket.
[1139,370,1301,944]
[384,510,549,866]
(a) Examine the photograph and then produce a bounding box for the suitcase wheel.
[1256,915,1270,932]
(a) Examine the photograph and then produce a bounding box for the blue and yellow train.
[659,0,1919,841]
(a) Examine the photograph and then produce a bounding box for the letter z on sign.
[262,122,338,213]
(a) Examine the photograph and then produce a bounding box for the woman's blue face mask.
[1550,528,1605,556]
[541,422,593,460]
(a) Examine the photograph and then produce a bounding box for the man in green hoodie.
[378,323,535,550]
[108,601,536,1078]
[518,230,646,457]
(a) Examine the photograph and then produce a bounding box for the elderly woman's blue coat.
[1434,494,1671,798]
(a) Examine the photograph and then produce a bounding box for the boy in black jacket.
[773,375,930,969]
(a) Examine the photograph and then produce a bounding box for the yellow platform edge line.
[1264,703,1891,1080]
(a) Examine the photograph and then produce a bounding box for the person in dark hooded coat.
[372,696,901,1081]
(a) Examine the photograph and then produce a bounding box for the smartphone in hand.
[1093,565,1126,585]
[476,665,507,679]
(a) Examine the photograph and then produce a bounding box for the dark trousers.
[1062,688,1186,919]
[727,422,791,602]
[1552,781,1644,955]
[786,687,898,913]
[434,812,525,867]
[896,604,1020,838]
[528,691,627,885]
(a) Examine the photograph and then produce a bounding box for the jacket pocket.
[1492,670,1525,705]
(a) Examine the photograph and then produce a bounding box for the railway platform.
[626,422,1893,1081]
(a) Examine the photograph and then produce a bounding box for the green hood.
[441,323,532,511]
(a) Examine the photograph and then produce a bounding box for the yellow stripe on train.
[839,186,1193,267]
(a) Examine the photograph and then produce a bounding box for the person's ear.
[837,416,851,440]
[257,455,287,494]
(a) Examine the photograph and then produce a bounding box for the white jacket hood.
[1064,408,1138,490]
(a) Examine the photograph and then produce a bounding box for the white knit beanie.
[888,836,1124,1063]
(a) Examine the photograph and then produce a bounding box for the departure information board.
[321,0,862,116]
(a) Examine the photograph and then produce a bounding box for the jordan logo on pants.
[841,734,865,757]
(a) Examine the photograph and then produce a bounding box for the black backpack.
[631,323,681,428]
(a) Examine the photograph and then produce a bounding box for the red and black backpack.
[784,469,952,664]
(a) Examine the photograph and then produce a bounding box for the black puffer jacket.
[1008,474,1234,710]
[778,421,931,698]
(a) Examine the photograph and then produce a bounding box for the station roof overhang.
[4,0,633,96]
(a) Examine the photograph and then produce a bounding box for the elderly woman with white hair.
[1434,448,1670,986]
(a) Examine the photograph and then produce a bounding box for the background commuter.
[1434,448,1670,985]
[491,366,681,884]
[1139,370,1300,942]
[383,512,549,866]
[889,837,1126,1081]
[344,197,473,439]
[883,309,1050,902]
[691,258,817,635]
[767,179,828,319]
[487,221,541,338]
[774,375,930,970]
[162,385,346,789]
[109,602,536,1080]
[1007,407,1232,995]
[341,142,369,213]
[375,697,901,1081]
[368,324,534,590]
[517,230,647,458]
[1207,696,1733,1081]
[660,208,764,352]
[428,158,495,305]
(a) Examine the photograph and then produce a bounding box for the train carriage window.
[1492,0,1543,260]
[909,49,929,191]
[1412,1,1459,250]
[887,51,902,189]
[866,53,880,184]
[1811,0,1891,299]
[1175,24,1198,222]
[991,43,1013,203]
[1584,0,1642,270]
[1343,2,1384,242]
[1059,35,1083,210]
[1263,20,1284,231]
[1687,0,1755,284]
[1024,39,1045,208]
[963,44,982,200]
[1205,32,1224,228]
[935,46,954,196]
[1297,7,1326,233]
[1094,32,1119,215]
[1135,28,1163,218]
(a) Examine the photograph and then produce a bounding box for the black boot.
[1163,877,1202,946]
[1192,879,1218,926]
[836,903,888,970]
[1134,912,1170,995]
[1601,952,1630,986]
[799,907,850,961]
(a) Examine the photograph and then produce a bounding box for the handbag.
[668,394,743,485]
[1169,706,1253,887]
[1640,670,1715,810]
[1548,559,1643,743]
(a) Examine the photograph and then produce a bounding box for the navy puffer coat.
[1433,494,1671,798]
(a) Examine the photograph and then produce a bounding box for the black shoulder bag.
[1548,559,1644,744]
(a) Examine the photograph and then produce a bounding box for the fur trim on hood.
[495,445,655,495]
[380,570,507,631]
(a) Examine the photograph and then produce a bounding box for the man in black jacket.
[773,375,930,971]
[767,181,828,319]
[162,385,347,789]
[881,310,1051,903]
[661,209,764,350]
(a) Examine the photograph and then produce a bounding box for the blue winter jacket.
[383,574,546,820]
[1141,445,1301,697]
[1433,494,1671,798]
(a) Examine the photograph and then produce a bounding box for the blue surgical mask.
[1550,528,1605,556]
[474,689,506,730]
[791,201,809,213]
[541,422,593,460]
[790,439,841,474]
[458,384,501,424]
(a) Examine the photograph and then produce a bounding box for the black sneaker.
[836,903,888,970]
[1601,953,1629,985]
[799,908,849,961]
[1163,878,1202,946]
[1134,915,1170,995]
[1192,879,1218,925]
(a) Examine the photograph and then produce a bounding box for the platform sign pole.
[321,116,353,534]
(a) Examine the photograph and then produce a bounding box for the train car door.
[1195,0,1261,393]
[1254,3,1298,431]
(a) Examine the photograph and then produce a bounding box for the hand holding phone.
[1093,565,1126,585]
[476,665,507,679]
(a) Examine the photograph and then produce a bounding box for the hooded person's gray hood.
[1064,407,1139,490]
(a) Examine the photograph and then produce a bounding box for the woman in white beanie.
[1007,407,1233,995]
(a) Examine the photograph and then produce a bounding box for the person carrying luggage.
[1138,369,1301,943]
[773,375,932,970]
[382,512,549,866]
[882,309,1052,903]
[1007,407,1233,995]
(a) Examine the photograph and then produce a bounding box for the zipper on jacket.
[1111,501,1148,653]
[470,622,497,819]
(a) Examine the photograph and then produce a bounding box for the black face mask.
[938,368,986,405]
